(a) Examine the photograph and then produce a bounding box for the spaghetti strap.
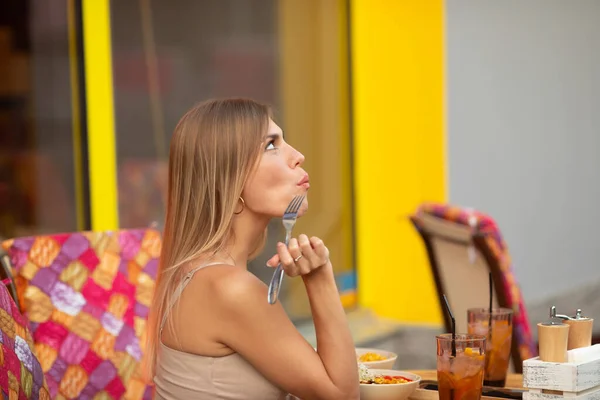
[160,262,234,333]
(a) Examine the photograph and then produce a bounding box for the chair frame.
[410,215,524,373]
[0,248,20,310]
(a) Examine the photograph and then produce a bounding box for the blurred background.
[1,0,599,368]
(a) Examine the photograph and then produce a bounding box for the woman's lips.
[297,174,310,189]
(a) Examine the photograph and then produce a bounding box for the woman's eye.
[265,141,276,150]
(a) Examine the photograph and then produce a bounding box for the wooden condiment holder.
[564,309,594,350]
[537,322,570,363]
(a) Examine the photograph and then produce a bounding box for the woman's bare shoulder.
[191,264,268,307]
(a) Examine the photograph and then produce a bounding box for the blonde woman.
[145,99,359,400]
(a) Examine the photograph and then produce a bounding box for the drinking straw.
[442,294,456,357]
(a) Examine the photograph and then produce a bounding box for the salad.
[358,363,413,385]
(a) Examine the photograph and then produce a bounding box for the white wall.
[446,0,600,303]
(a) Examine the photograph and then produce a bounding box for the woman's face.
[242,119,309,218]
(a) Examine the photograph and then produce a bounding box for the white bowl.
[359,370,421,400]
[356,347,398,370]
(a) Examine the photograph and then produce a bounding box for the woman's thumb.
[266,254,280,267]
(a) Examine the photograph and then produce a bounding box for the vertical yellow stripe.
[67,0,85,231]
[351,0,446,323]
[82,0,119,230]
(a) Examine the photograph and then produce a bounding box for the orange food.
[358,352,387,362]
[362,375,412,385]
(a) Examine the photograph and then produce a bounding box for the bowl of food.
[359,365,421,400]
[356,348,398,370]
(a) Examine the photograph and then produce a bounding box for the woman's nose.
[292,149,305,167]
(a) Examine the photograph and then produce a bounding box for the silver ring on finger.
[294,254,303,262]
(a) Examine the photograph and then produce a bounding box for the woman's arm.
[206,235,359,400]
[302,262,359,397]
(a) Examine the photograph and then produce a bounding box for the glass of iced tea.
[437,334,486,400]
[467,308,513,387]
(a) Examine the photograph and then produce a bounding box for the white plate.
[359,370,421,400]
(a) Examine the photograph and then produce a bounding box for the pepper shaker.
[564,309,594,350]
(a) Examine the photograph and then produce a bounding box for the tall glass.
[467,308,513,387]
[437,334,486,400]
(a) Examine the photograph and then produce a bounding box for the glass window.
[0,0,83,240]
[110,0,355,321]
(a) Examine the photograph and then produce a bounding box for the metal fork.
[267,194,306,304]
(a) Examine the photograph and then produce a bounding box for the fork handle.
[267,263,285,304]
[267,228,293,304]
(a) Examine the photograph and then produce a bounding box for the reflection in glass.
[0,0,80,239]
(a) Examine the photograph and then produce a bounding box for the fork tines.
[283,195,305,219]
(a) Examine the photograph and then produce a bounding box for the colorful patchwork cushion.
[416,202,538,362]
[0,283,50,399]
[1,229,161,399]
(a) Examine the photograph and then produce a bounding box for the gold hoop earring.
[234,197,245,215]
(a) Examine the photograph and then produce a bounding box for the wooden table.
[408,370,523,389]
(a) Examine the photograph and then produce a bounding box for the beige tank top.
[153,262,289,400]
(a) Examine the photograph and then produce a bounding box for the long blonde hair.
[144,98,271,380]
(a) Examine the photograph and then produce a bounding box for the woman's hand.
[266,234,330,277]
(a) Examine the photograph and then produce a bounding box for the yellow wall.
[350,0,446,324]
[82,0,119,230]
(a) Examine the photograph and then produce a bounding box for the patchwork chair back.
[1,229,161,399]
[411,203,537,373]
[0,280,50,399]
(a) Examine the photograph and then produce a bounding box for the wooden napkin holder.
[523,351,600,400]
